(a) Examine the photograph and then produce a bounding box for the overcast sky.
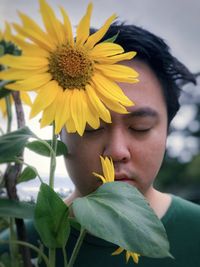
[0,0,199,72]
[0,0,199,178]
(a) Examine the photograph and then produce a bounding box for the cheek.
[64,138,103,195]
[135,132,167,185]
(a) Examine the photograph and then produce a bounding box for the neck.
[144,186,172,218]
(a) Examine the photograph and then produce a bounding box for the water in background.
[17,176,74,202]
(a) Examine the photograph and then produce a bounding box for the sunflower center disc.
[49,45,94,90]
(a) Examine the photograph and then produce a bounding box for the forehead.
[118,60,167,114]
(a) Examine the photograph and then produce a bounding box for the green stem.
[5,95,12,133]
[62,246,68,267]
[49,122,57,189]
[49,248,56,267]
[34,138,57,186]
[68,228,87,267]
[0,126,4,135]
[0,239,50,267]
[9,218,19,267]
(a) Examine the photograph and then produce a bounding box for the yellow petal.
[6,73,52,91]
[92,73,133,106]
[85,14,117,49]
[76,3,93,46]
[92,172,106,183]
[102,156,111,181]
[126,251,131,263]
[0,68,48,80]
[93,51,137,64]
[96,91,129,114]
[60,7,74,46]
[112,247,124,256]
[0,96,11,117]
[40,89,63,128]
[19,11,46,36]
[20,92,32,106]
[3,22,13,42]
[95,63,139,83]
[0,54,49,70]
[85,84,111,123]
[131,252,140,264]
[70,89,86,136]
[54,90,72,134]
[13,22,54,51]
[106,157,114,182]
[12,35,49,57]
[30,81,60,118]
[81,90,100,129]
[39,0,65,44]
[65,117,76,133]
[90,42,124,58]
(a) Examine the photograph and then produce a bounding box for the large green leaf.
[0,199,35,219]
[0,126,35,163]
[26,139,68,157]
[34,183,70,248]
[73,182,172,259]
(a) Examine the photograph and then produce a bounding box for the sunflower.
[0,92,32,118]
[0,22,13,43]
[0,23,32,118]
[93,156,114,183]
[112,247,140,264]
[0,0,139,136]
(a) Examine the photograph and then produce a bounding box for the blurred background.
[0,0,200,203]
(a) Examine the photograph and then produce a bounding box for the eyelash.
[129,127,151,133]
[85,127,104,134]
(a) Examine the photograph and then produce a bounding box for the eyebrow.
[127,107,159,118]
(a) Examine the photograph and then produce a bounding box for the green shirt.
[1,195,200,266]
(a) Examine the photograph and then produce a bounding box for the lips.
[114,173,133,182]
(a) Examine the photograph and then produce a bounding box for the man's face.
[61,60,168,197]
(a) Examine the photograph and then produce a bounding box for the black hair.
[94,23,196,124]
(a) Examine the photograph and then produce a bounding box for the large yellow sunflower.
[0,0,139,135]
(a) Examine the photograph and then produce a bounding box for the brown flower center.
[48,45,94,90]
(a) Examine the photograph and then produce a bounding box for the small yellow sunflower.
[0,92,32,118]
[0,0,139,135]
[93,156,114,183]
[0,22,13,42]
[112,247,140,264]
[0,23,32,118]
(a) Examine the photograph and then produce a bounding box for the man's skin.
[61,60,171,218]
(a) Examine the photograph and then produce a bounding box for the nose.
[102,128,131,163]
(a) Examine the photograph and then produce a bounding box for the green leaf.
[0,80,12,99]
[102,31,119,43]
[34,183,70,248]
[0,199,35,219]
[0,126,35,163]
[17,166,37,184]
[73,182,171,259]
[0,86,11,99]
[26,140,68,157]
